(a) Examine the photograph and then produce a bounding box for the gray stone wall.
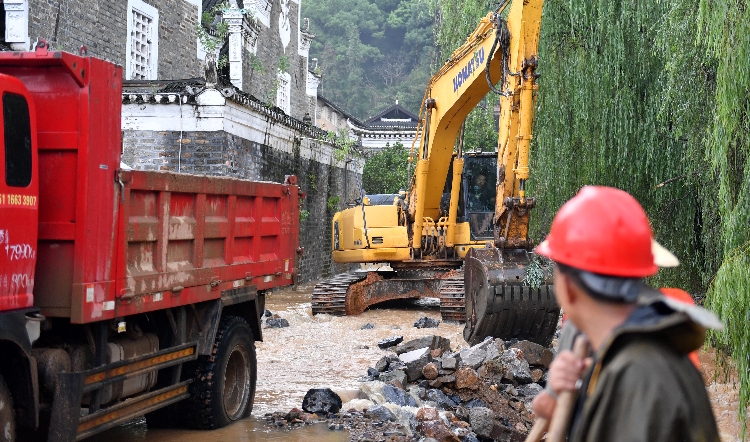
[26,0,201,79]
[242,0,307,120]
[122,129,356,282]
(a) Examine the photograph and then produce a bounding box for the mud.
[89,282,746,441]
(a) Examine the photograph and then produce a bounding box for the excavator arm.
[408,0,543,251]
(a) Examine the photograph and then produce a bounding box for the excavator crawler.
[312,0,561,346]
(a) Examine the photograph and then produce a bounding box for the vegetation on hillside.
[302,0,436,119]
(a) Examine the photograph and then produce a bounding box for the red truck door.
[0,73,38,311]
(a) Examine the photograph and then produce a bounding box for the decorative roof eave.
[347,118,420,136]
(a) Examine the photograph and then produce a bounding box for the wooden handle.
[524,417,549,442]
[546,335,590,442]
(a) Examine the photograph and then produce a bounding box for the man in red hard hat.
[535,186,721,442]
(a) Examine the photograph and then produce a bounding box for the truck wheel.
[0,375,15,442]
[188,316,256,430]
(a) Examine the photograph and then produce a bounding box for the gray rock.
[379,368,408,386]
[518,383,544,399]
[500,348,533,383]
[459,347,486,369]
[375,355,398,372]
[394,335,451,355]
[360,323,375,330]
[302,388,342,414]
[263,309,273,317]
[425,388,458,409]
[400,347,432,382]
[366,367,380,379]
[378,335,404,349]
[266,318,290,328]
[365,404,397,422]
[414,316,440,328]
[441,356,457,370]
[468,407,495,439]
[383,383,418,407]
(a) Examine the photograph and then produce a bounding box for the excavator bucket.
[463,248,560,346]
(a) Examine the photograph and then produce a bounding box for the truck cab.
[0,73,38,312]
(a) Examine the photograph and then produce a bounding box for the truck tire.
[0,375,15,442]
[187,316,256,430]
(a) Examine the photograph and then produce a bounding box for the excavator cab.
[462,153,497,240]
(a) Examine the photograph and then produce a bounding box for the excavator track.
[439,273,465,322]
[311,271,368,315]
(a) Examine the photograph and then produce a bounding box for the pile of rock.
[338,334,555,441]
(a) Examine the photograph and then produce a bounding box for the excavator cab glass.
[463,154,496,240]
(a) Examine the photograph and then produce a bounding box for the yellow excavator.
[312,0,560,346]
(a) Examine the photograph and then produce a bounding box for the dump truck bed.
[0,49,300,323]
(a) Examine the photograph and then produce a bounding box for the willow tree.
[699,0,750,437]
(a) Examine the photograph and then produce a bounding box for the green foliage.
[327,196,341,212]
[278,55,290,74]
[299,209,310,223]
[194,2,252,67]
[320,129,359,162]
[302,0,436,118]
[362,142,409,194]
[706,242,750,438]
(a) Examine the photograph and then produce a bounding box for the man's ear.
[556,271,576,306]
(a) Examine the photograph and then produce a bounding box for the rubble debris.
[378,335,404,349]
[414,317,440,329]
[302,388,343,414]
[361,323,376,330]
[266,317,290,328]
[394,335,451,355]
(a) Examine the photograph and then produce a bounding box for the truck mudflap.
[463,248,560,347]
[48,342,197,441]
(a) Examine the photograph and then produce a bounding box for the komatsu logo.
[453,48,485,93]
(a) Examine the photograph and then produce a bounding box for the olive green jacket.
[569,288,721,442]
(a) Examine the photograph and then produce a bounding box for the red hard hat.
[535,186,657,277]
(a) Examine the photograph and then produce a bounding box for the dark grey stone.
[364,405,397,422]
[302,388,342,414]
[463,433,480,442]
[360,323,375,330]
[266,318,290,328]
[383,384,417,407]
[518,383,544,398]
[413,316,440,328]
[425,388,458,409]
[394,335,451,355]
[264,309,273,317]
[378,335,404,349]
[464,398,488,409]
[379,369,407,386]
[366,367,380,379]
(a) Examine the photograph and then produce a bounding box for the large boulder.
[395,335,451,355]
[379,368,408,387]
[378,335,404,349]
[301,388,342,414]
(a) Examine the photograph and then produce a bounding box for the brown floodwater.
[88,282,747,441]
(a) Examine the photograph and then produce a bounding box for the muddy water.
[90,282,746,441]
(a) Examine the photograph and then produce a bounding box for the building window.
[276,71,291,115]
[126,0,159,80]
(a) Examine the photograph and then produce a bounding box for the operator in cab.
[535,186,721,442]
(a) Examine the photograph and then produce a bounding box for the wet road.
[88,282,746,441]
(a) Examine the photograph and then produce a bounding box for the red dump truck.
[0,43,301,441]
